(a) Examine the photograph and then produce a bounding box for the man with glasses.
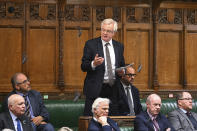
[81,18,125,116]
[168,91,197,131]
[112,66,142,116]
[2,72,55,131]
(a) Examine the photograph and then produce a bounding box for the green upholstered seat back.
[44,100,84,129]
[141,99,177,115]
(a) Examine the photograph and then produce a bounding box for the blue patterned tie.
[23,95,31,118]
[16,118,22,131]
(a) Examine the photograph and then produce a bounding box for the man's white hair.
[8,94,24,107]
[91,97,110,113]
[101,18,118,32]
[2,129,14,131]
[58,127,73,131]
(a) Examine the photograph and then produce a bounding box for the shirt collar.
[93,117,98,122]
[9,110,17,121]
[179,108,187,113]
[147,110,157,120]
[101,39,112,46]
[121,81,130,90]
[16,91,28,97]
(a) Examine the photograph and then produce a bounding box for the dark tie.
[126,87,135,115]
[105,43,114,86]
[152,118,160,131]
[23,95,31,118]
[16,118,22,131]
[186,112,197,129]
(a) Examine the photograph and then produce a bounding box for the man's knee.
[38,123,55,131]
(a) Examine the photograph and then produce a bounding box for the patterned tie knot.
[186,111,192,116]
[105,43,110,46]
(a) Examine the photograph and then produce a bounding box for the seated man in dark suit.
[2,72,55,131]
[0,94,33,131]
[111,65,142,116]
[168,91,197,131]
[88,97,120,131]
[134,93,173,131]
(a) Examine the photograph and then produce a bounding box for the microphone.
[73,92,81,102]
[137,64,142,72]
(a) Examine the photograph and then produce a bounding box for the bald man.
[134,94,174,131]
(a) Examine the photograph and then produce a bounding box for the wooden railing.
[78,116,135,131]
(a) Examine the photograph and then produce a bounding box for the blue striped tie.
[23,95,31,118]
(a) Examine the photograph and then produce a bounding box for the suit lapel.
[19,115,31,131]
[177,109,195,129]
[119,81,129,106]
[112,40,118,67]
[7,112,16,131]
[144,111,155,131]
[96,37,104,58]
[107,118,119,131]
[157,114,164,131]
[130,85,137,110]
[96,38,105,69]
[191,112,197,121]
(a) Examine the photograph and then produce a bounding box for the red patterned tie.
[152,118,160,131]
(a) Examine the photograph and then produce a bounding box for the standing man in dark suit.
[168,91,197,131]
[0,94,33,131]
[2,72,55,131]
[81,18,125,116]
[134,94,173,131]
[112,66,142,116]
[88,97,120,131]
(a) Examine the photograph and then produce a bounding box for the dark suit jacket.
[88,117,120,131]
[81,37,125,98]
[2,90,49,122]
[134,111,174,131]
[168,108,197,131]
[112,79,142,116]
[0,111,33,131]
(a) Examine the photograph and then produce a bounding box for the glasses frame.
[17,79,30,85]
[179,98,193,101]
[125,73,137,77]
[101,28,114,34]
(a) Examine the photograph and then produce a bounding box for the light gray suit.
[168,108,197,131]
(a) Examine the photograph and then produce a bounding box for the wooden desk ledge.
[78,116,136,131]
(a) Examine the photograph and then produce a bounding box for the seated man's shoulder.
[135,111,147,120]
[29,90,41,95]
[168,109,180,116]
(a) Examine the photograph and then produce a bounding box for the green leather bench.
[43,99,182,131]
[1,99,197,131]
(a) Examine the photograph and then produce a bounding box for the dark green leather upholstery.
[141,99,178,115]
[44,100,84,130]
[1,99,195,131]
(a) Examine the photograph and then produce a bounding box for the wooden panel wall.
[0,0,197,96]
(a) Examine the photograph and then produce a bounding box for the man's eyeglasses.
[179,98,193,101]
[125,73,137,77]
[17,79,30,85]
[101,28,114,34]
